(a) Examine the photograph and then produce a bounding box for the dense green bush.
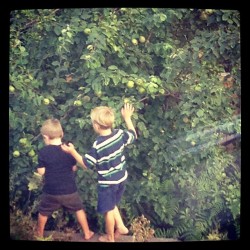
[9,8,241,240]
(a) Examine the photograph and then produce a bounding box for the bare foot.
[115,226,129,239]
[114,230,121,239]
[85,231,95,240]
[116,226,129,235]
[98,235,115,242]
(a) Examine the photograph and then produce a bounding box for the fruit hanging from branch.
[132,38,138,45]
[139,36,146,43]
[127,80,135,88]
[43,98,50,105]
[13,150,20,157]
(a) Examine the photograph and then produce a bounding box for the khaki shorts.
[39,192,84,216]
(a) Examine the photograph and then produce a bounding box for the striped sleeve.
[123,129,136,146]
[83,147,97,169]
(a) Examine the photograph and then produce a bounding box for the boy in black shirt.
[36,118,94,240]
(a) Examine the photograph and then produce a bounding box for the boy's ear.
[42,135,49,140]
[93,122,99,130]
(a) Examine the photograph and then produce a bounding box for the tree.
[9,8,241,240]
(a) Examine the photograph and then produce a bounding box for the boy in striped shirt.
[61,103,137,242]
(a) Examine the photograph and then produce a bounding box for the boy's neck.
[48,138,62,145]
[98,128,112,136]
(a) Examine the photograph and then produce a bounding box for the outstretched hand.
[121,102,137,139]
[61,142,75,153]
[121,103,134,120]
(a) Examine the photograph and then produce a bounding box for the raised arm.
[61,143,87,169]
[121,103,137,139]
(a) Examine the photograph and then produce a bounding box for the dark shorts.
[39,192,84,216]
[97,181,126,214]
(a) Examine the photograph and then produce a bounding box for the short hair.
[90,106,115,129]
[40,118,63,139]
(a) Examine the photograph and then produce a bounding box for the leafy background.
[9,8,240,241]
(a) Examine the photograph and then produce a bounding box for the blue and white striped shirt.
[83,129,136,186]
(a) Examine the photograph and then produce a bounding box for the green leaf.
[196,109,204,117]
[52,61,60,66]
[54,26,61,36]
[108,65,118,70]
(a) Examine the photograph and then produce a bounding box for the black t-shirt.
[38,145,77,195]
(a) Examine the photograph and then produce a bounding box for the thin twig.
[31,133,41,142]
[139,92,182,103]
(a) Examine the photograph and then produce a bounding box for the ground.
[43,230,179,242]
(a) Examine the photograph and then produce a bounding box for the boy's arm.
[72,165,78,171]
[61,143,87,169]
[121,103,137,139]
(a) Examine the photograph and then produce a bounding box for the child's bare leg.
[114,206,129,237]
[75,210,94,240]
[37,213,48,238]
[99,210,115,242]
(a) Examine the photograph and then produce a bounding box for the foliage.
[10,201,37,240]
[34,234,54,241]
[154,227,169,238]
[207,223,228,241]
[9,8,241,241]
[10,200,79,241]
[130,214,155,242]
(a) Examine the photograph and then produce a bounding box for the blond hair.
[90,106,115,129]
[40,118,63,139]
